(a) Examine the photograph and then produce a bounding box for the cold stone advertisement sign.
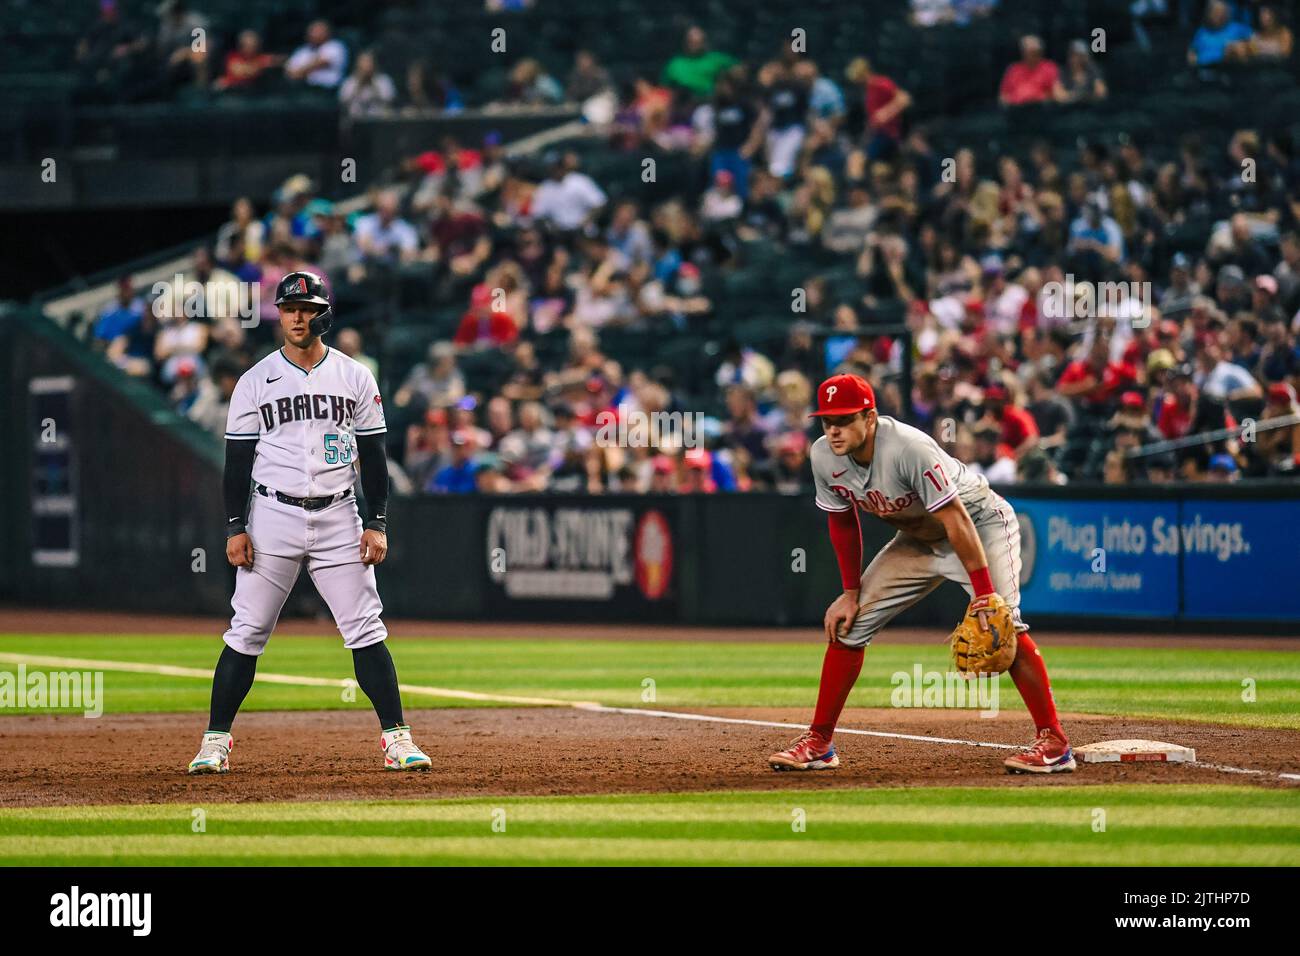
[484,500,677,619]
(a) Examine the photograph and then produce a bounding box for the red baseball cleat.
[769,730,839,771]
[1004,728,1076,774]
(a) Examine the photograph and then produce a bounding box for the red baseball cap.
[684,447,712,470]
[810,374,876,417]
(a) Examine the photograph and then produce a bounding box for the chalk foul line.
[1,652,1295,783]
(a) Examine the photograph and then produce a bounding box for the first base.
[1074,739,1195,764]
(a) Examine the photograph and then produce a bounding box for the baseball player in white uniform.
[769,373,1074,774]
[187,271,431,773]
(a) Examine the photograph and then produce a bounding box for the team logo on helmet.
[289,277,309,296]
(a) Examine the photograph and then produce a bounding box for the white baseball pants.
[223,492,386,655]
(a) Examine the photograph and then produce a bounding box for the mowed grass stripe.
[2,634,1299,728]
[1,836,1295,867]
[0,787,1295,866]
[2,804,1296,830]
[3,784,1295,820]
[1,822,1295,849]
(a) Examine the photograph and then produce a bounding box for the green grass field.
[1,632,1298,728]
[0,786,1295,866]
[2,631,1298,867]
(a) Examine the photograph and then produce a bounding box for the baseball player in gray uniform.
[769,373,1074,774]
[188,271,431,773]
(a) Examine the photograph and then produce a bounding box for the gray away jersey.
[811,416,996,540]
[225,347,386,499]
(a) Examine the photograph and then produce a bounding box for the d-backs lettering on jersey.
[259,393,357,432]
[811,416,995,540]
[225,347,385,499]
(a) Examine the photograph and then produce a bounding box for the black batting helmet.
[274,270,333,336]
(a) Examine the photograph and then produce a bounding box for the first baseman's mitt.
[949,593,1017,677]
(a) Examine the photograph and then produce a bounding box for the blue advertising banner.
[1181,499,1300,620]
[1008,498,1181,618]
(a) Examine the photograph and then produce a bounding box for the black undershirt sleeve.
[356,433,389,533]
[223,439,257,538]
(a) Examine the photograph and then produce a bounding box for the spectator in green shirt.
[662,25,737,98]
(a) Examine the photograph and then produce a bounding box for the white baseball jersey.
[224,347,386,498]
[812,416,999,541]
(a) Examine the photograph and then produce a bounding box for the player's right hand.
[226,533,254,569]
[824,589,861,643]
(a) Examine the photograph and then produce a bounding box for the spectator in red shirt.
[845,57,912,160]
[1157,368,1197,439]
[680,448,718,493]
[215,30,283,91]
[453,284,519,348]
[999,35,1060,107]
[1057,336,1138,410]
[408,138,486,208]
[982,384,1041,460]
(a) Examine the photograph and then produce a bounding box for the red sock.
[810,642,865,740]
[1009,633,1066,742]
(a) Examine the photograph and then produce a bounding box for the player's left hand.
[360,529,388,566]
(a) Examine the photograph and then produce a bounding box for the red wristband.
[969,566,995,597]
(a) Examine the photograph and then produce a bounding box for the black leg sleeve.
[207,644,258,733]
[352,642,404,729]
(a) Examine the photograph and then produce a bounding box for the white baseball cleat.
[381,724,431,771]
[187,731,232,774]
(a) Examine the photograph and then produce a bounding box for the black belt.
[254,483,351,511]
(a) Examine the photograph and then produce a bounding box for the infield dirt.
[1,705,1296,808]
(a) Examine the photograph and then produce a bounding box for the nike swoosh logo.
[832,470,847,478]
[267,375,283,383]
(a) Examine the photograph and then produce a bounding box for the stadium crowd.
[84,5,1300,494]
